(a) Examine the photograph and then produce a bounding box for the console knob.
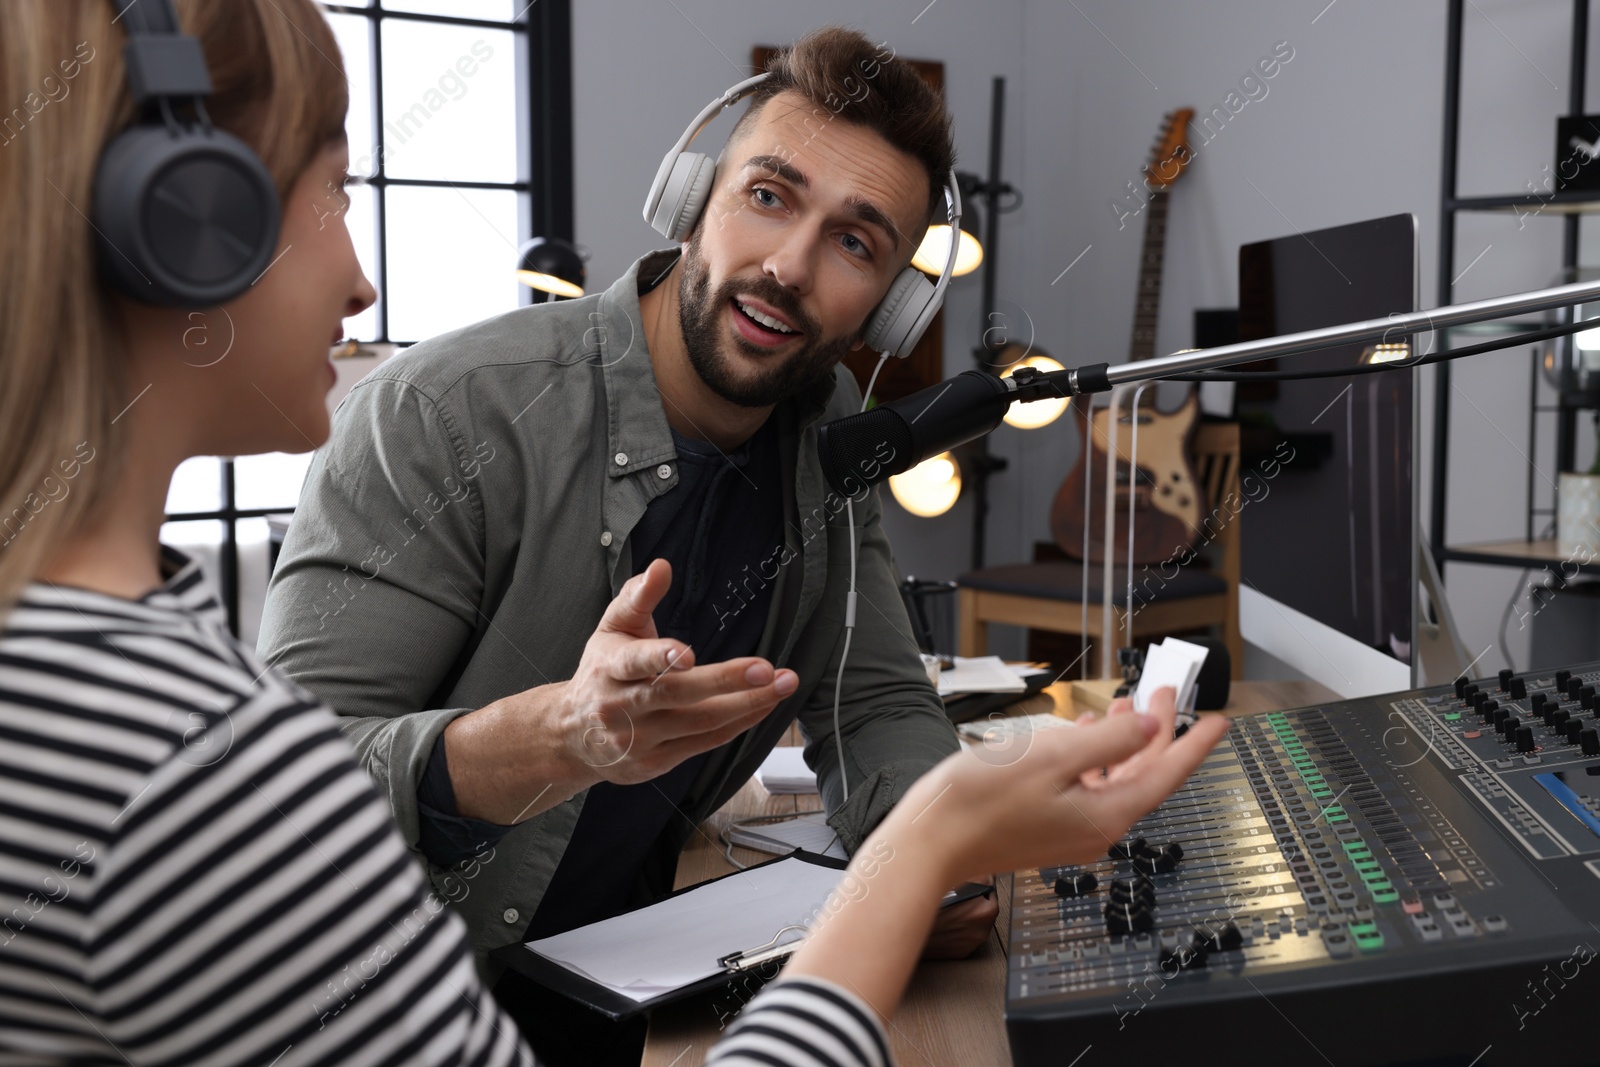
[1557,669,1573,689]
[1532,693,1549,717]
[1492,707,1510,730]
[1499,668,1515,691]
[1054,872,1098,898]
[1583,729,1600,757]
[1583,688,1597,712]
[1455,677,1470,699]
[1516,725,1536,752]
[1108,836,1149,861]
[1552,709,1571,731]
[1568,677,1585,700]
[1566,720,1585,744]
[1501,715,1522,739]
[1510,678,1528,700]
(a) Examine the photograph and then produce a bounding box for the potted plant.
[1557,416,1600,557]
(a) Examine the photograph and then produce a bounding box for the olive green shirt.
[256,250,958,968]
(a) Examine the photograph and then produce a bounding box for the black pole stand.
[963,76,1018,572]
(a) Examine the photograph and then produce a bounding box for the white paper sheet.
[524,856,844,1002]
[755,746,817,794]
[936,655,1029,696]
[1134,637,1209,713]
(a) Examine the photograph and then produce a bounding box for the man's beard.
[676,229,856,408]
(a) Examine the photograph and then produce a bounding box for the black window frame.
[163,0,572,635]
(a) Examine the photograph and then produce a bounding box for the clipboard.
[490,850,998,1021]
[489,850,848,1021]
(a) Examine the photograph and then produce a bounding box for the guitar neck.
[1128,186,1169,366]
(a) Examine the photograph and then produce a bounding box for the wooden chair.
[956,422,1243,678]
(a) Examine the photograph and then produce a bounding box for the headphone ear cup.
[649,151,716,241]
[93,124,281,308]
[862,268,939,358]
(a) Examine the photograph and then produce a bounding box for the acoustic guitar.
[1050,109,1204,566]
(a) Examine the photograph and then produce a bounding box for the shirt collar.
[145,544,229,626]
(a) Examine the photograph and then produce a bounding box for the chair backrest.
[1189,422,1242,586]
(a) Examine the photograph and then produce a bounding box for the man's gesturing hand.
[559,559,798,783]
[444,559,798,824]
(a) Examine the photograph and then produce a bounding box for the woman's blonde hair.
[0,0,347,614]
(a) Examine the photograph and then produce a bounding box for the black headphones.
[94,0,281,307]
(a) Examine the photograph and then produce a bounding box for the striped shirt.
[0,547,890,1067]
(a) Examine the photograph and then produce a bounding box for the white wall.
[572,0,1600,675]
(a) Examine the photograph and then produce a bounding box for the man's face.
[676,89,931,408]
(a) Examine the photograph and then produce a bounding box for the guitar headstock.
[1144,108,1196,189]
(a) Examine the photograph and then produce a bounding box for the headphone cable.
[832,352,891,804]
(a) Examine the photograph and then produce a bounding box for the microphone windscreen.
[816,370,1013,498]
[817,406,915,497]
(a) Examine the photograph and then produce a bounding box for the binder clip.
[717,924,808,973]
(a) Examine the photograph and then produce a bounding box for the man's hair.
[725,27,955,232]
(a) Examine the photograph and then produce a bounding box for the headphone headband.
[111,0,179,34]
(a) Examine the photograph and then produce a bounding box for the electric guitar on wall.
[1050,109,1204,566]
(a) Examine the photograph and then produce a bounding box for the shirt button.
[614,452,628,466]
[600,531,613,547]
[503,908,519,924]
[657,464,672,480]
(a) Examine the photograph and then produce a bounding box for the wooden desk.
[640,678,1336,1067]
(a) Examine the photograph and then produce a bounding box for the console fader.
[1006,664,1600,1066]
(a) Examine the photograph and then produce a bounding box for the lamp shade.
[888,451,962,517]
[911,224,983,278]
[517,236,586,298]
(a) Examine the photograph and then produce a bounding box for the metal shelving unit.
[1433,0,1600,580]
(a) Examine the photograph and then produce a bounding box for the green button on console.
[1350,922,1385,950]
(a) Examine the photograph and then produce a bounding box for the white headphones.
[642,72,962,360]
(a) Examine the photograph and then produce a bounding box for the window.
[163,0,571,640]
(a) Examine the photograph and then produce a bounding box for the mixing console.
[1006,664,1600,1066]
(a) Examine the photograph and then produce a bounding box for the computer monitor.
[1234,213,1417,698]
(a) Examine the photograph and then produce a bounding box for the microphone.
[818,370,1015,497]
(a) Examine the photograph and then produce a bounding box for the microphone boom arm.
[1014,276,1600,403]
[816,276,1600,497]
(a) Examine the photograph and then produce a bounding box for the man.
[258,25,988,1060]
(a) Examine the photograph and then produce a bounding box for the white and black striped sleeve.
[705,977,893,1067]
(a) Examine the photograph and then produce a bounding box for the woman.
[0,1,1229,1064]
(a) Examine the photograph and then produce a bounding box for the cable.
[1162,319,1589,383]
[1496,567,1533,674]
[831,351,890,805]
[862,354,889,409]
[1497,520,1559,671]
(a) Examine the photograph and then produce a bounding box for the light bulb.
[888,451,963,517]
[911,225,983,278]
